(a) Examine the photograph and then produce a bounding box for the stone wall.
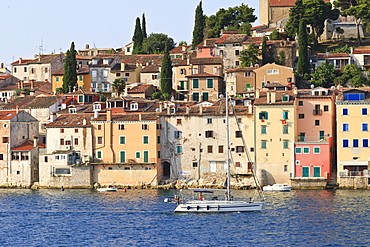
[339,177,370,189]
[291,178,328,189]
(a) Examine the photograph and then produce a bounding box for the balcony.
[177,85,188,91]
[295,136,328,142]
[313,109,323,115]
[339,170,370,177]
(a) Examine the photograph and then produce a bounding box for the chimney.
[16,106,19,114]
[187,57,190,65]
[139,113,142,121]
[19,58,22,64]
[86,44,89,49]
[50,112,56,122]
[106,109,112,122]
[248,105,253,114]
[1,63,3,68]
[30,79,35,89]
[186,106,190,114]
[199,105,203,114]
[293,87,298,95]
[167,106,171,114]
[17,80,21,89]
[255,88,260,99]
[266,91,271,103]
[33,136,38,147]
[94,110,99,119]
[45,79,49,82]
[20,80,24,89]
[83,119,87,125]
[271,91,276,103]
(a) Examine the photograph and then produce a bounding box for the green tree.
[336,64,367,87]
[330,44,351,53]
[141,33,175,54]
[179,41,187,46]
[261,36,268,65]
[151,92,162,99]
[340,0,370,45]
[240,42,259,67]
[270,29,281,40]
[311,63,336,87]
[285,0,339,44]
[277,51,286,65]
[192,1,205,49]
[62,42,77,93]
[205,4,257,38]
[297,20,310,78]
[160,43,173,97]
[112,78,126,97]
[132,17,143,54]
[142,13,147,39]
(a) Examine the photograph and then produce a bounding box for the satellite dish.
[310,84,314,89]
[219,94,224,98]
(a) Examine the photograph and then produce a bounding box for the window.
[14,68,17,73]
[97,125,102,130]
[218,146,224,153]
[315,120,320,126]
[353,139,359,148]
[97,136,103,145]
[143,136,149,144]
[180,68,186,75]
[177,119,182,125]
[298,114,305,119]
[205,130,214,138]
[207,118,212,124]
[235,61,240,67]
[156,124,162,129]
[192,162,198,167]
[267,69,279,74]
[313,147,320,154]
[284,165,288,172]
[342,123,349,131]
[56,77,60,82]
[259,112,268,120]
[97,150,102,159]
[24,67,27,72]
[343,139,349,147]
[0,154,3,160]
[295,147,302,153]
[192,92,199,101]
[282,95,289,102]
[130,103,138,110]
[136,151,141,159]
[283,125,288,134]
[363,139,369,147]
[236,146,245,153]
[120,136,126,144]
[78,75,83,81]
[60,129,64,133]
[244,72,251,77]
[176,145,182,154]
[192,79,199,89]
[152,74,158,80]
[298,101,303,106]
[206,79,214,88]
[342,108,348,115]
[202,92,209,101]
[124,72,130,77]
[75,129,78,133]
[116,72,121,77]
[261,125,267,134]
[119,151,126,163]
[303,147,310,154]
[235,162,241,167]
[157,136,160,144]
[235,50,240,56]
[282,111,288,120]
[362,123,368,131]
[74,138,79,145]
[174,131,182,139]
[207,145,213,153]
[118,124,125,130]
[142,124,148,130]
[54,168,71,175]
[283,140,289,149]
[143,151,149,162]
[324,105,329,111]
[344,93,365,101]
[261,141,267,149]
[124,167,130,170]
[235,131,242,138]
[362,108,368,115]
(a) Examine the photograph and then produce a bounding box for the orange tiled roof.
[46,113,94,127]
[170,45,191,53]
[0,75,12,80]
[316,53,350,58]
[352,49,370,54]
[11,140,45,151]
[128,84,154,93]
[254,91,296,105]
[186,72,222,78]
[0,110,17,120]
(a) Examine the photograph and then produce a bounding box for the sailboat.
[172,93,265,213]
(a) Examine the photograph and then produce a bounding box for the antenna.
[93,41,97,49]
[38,38,46,55]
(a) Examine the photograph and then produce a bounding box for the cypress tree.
[132,17,143,54]
[160,43,173,99]
[261,36,268,65]
[142,13,147,39]
[297,19,309,77]
[62,42,77,93]
[191,1,205,49]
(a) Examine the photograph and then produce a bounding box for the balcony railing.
[295,136,328,142]
[313,109,323,115]
[339,171,370,177]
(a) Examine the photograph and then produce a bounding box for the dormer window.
[180,69,186,75]
[130,103,138,110]
[69,107,76,114]
[103,59,109,65]
[282,95,289,102]
[343,93,365,101]
[267,69,279,74]
[93,104,101,111]
[92,59,98,65]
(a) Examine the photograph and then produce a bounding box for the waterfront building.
[292,87,336,188]
[39,113,94,188]
[336,88,370,188]
[90,109,161,186]
[254,90,297,185]
[0,110,39,186]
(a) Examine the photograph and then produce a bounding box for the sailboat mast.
[226,92,231,201]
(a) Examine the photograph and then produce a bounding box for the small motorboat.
[96,187,118,192]
[263,184,292,192]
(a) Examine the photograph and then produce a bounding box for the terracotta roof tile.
[254,91,296,105]
[0,75,12,80]
[93,112,159,122]
[170,45,191,53]
[215,34,248,44]
[0,110,17,120]
[186,72,222,78]
[65,89,99,95]
[141,65,160,73]
[46,113,94,127]
[316,53,350,58]
[352,49,370,54]
[128,84,154,93]
[53,65,90,75]
[11,140,45,151]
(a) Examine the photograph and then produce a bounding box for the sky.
[0,0,259,67]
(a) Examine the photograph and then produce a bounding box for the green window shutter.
[207,79,213,88]
[193,79,199,89]
[120,151,126,163]
[135,152,140,158]
[261,126,267,134]
[282,111,288,120]
[202,92,209,101]
[79,75,83,81]
[314,167,320,177]
[261,141,267,149]
[97,151,102,159]
[120,136,126,144]
[78,95,83,103]
[56,77,59,82]
[143,151,149,162]
[176,145,182,153]
[143,136,149,144]
[193,92,199,101]
[283,141,289,149]
[283,125,288,134]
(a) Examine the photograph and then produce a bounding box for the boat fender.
[187,206,191,210]
[206,205,210,210]
[196,206,200,211]
[217,205,220,211]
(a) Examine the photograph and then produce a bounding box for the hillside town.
[1,0,370,190]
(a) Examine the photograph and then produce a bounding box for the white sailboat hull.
[174,200,264,213]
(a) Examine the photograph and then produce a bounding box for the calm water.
[0,189,369,247]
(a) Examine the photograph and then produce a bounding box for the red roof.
[11,140,45,151]
[250,25,268,30]
[0,110,17,120]
[0,75,12,80]
[128,84,154,93]
[316,53,350,58]
[353,49,370,54]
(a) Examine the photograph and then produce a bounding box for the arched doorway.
[162,162,171,179]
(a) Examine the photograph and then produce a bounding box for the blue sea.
[0,189,368,246]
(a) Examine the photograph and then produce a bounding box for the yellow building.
[91,110,161,186]
[254,63,295,90]
[51,65,91,92]
[336,88,370,188]
[254,90,297,185]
